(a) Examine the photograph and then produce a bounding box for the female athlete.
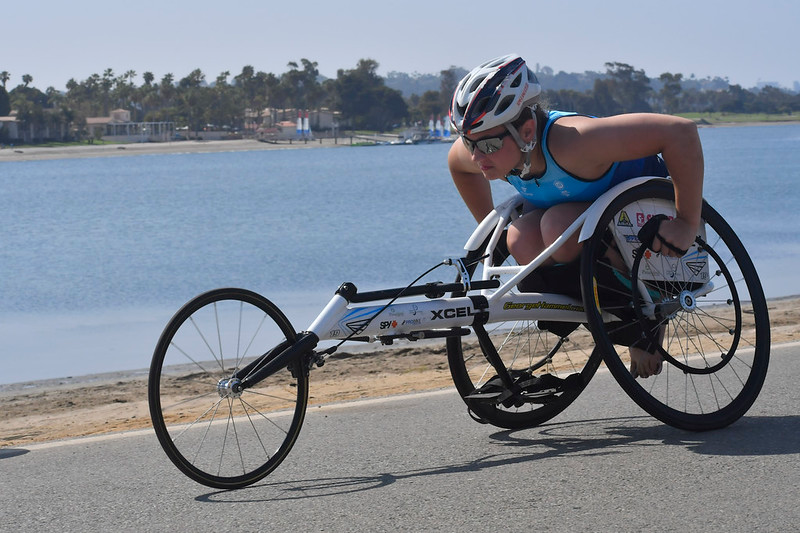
[448,54,705,379]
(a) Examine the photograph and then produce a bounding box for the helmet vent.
[510,73,522,88]
[495,95,515,116]
[473,96,490,113]
[468,77,486,94]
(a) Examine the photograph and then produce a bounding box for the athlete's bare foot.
[629,346,663,378]
[629,325,666,378]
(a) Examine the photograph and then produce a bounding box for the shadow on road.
[0,448,29,460]
[195,413,799,503]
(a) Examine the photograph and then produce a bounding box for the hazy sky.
[4,0,798,91]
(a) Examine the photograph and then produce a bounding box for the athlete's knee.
[540,205,584,263]
[507,227,534,263]
[507,217,544,264]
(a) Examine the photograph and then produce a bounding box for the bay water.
[2,124,799,384]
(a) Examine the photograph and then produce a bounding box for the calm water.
[2,124,799,384]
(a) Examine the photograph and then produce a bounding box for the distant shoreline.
[0,137,350,162]
[3,118,799,163]
[694,119,800,128]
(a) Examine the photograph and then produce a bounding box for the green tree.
[0,86,10,116]
[234,66,278,130]
[82,74,103,115]
[0,71,10,89]
[64,75,95,118]
[207,70,241,129]
[177,68,210,136]
[101,68,114,115]
[159,73,176,109]
[58,105,77,141]
[318,77,340,117]
[439,67,459,113]
[719,84,753,113]
[604,62,652,113]
[10,95,46,142]
[590,78,623,116]
[12,98,33,141]
[754,85,796,114]
[45,86,67,139]
[544,88,596,114]
[333,59,407,130]
[113,70,137,119]
[281,58,321,111]
[138,71,159,120]
[410,90,442,123]
[658,72,683,114]
[368,86,408,131]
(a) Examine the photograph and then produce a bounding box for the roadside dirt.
[1,296,797,447]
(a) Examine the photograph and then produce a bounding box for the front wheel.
[581,181,770,431]
[148,288,309,489]
[447,244,603,430]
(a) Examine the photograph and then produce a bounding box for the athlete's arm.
[448,140,495,222]
[549,113,704,255]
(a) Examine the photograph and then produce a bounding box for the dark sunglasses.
[461,130,511,155]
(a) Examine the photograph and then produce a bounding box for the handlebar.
[337,279,500,304]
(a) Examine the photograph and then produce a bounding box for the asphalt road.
[2,343,799,532]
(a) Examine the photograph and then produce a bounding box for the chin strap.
[504,108,538,177]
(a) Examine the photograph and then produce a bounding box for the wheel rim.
[448,248,601,429]
[583,183,769,428]
[149,289,308,488]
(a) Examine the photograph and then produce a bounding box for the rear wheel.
[581,181,770,431]
[149,288,308,489]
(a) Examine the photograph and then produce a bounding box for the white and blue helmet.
[449,54,541,135]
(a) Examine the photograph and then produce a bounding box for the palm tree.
[159,73,175,109]
[101,68,114,115]
[138,72,158,120]
[113,70,137,118]
[0,71,10,88]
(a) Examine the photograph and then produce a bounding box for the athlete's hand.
[653,217,696,257]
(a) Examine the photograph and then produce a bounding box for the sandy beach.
[1,294,797,447]
[0,137,358,162]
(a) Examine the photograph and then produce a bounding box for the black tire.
[148,288,309,489]
[447,242,603,430]
[581,180,770,431]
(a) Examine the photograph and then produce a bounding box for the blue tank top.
[505,110,668,209]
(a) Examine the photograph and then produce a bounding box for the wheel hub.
[217,378,244,399]
[679,290,697,312]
